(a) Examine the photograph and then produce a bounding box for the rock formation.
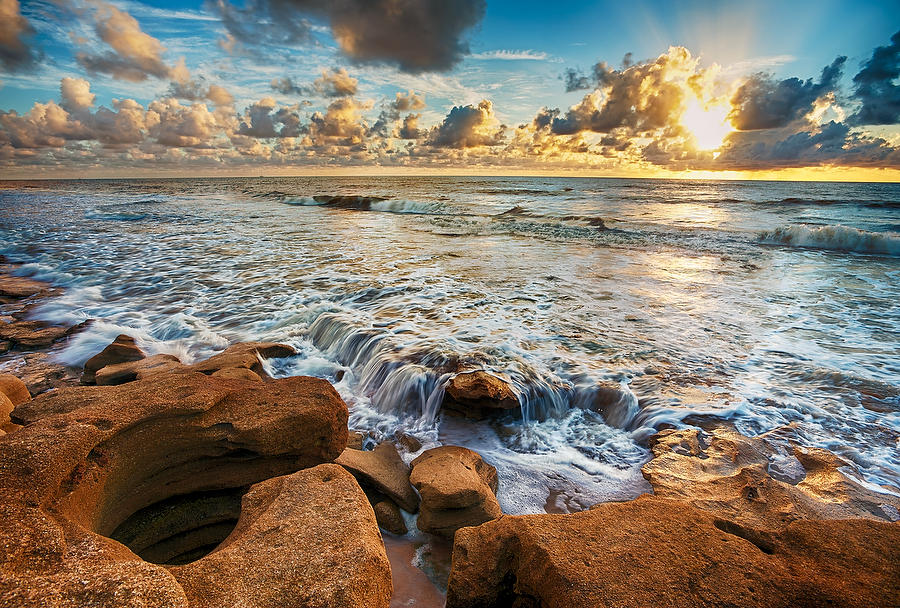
[443,371,518,417]
[0,372,385,607]
[410,446,501,538]
[81,334,146,384]
[336,442,420,513]
[642,426,900,528]
[446,494,900,608]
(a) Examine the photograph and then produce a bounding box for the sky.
[1,0,899,179]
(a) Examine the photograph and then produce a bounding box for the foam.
[758,224,900,256]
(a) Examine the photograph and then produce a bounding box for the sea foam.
[758,224,900,256]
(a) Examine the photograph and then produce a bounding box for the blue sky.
[1,0,898,177]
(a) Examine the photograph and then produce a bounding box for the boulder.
[446,494,900,608]
[96,354,186,386]
[210,367,262,382]
[170,465,392,608]
[373,497,408,535]
[81,334,146,384]
[190,342,296,380]
[0,391,17,433]
[0,374,31,407]
[0,372,353,607]
[336,442,420,513]
[410,446,501,538]
[642,427,900,529]
[443,371,519,418]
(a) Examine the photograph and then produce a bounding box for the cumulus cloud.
[60,77,96,112]
[0,0,37,72]
[728,56,846,130]
[76,1,175,81]
[427,99,505,147]
[237,98,303,138]
[271,67,358,97]
[306,96,371,147]
[214,0,485,72]
[850,30,900,125]
[548,48,696,136]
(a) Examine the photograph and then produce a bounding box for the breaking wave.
[282,195,445,214]
[758,224,900,256]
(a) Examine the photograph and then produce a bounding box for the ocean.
[1,176,898,513]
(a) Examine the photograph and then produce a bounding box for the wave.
[758,224,900,256]
[476,188,570,196]
[282,195,444,215]
[84,209,149,221]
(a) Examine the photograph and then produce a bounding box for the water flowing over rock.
[443,371,519,418]
[0,371,361,607]
[190,342,296,379]
[641,426,900,528]
[445,494,900,608]
[410,446,501,538]
[81,334,145,384]
[0,273,54,301]
[335,442,420,513]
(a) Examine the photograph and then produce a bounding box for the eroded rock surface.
[410,446,501,538]
[171,464,392,608]
[0,371,354,607]
[96,353,186,386]
[446,494,900,608]
[190,342,295,380]
[642,426,900,528]
[336,442,419,513]
[442,371,518,417]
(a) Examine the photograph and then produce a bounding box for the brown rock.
[170,465,392,608]
[0,391,17,433]
[2,352,81,396]
[81,334,146,384]
[443,371,518,417]
[95,354,187,386]
[373,497,408,535]
[0,274,51,299]
[394,431,422,453]
[0,374,31,407]
[410,446,501,538]
[642,427,900,529]
[445,494,900,608]
[190,342,296,380]
[0,372,351,607]
[347,430,367,450]
[210,367,262,382]
[0,320,70,348]
[336,442,420,513]
[0,340,10,354]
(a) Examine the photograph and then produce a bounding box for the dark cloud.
[0,0,37,72]
[563,68,591,92]
[371,91,426,136]
[850,30,900,125]
[427,100,505,148]
[271,68,357,97]
[237,98,304,138]
[213,0,485,73]
[728,56,846,131]
[397,113,423,139]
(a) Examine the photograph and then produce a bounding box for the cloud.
[469,49,548,61]
[850,30,900,126]
[306,96,371,147]
[60,77,96,112]
[728,56,846,130]
[237,97,303,138]
[76,1,174,81]
[0,0,37,72]
[398,113,423,139]
[271,67,358,97]
[214,0,485,72]
[548,48,696,136]
[562,68,591,92]
[427,99,505,147]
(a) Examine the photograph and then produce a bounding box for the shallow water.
[1,176,898,513]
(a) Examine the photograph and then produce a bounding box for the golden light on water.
[681,98,734,151]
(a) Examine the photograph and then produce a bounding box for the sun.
[681,98,734,151]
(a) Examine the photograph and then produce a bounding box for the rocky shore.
[0,264,898,607]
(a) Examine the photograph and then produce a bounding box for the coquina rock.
[0,371,390,607]
[0,374,30,407]
[410,446,501,538]
[336,442,420,513]
[81,334,146,384]
[445,494,900,608]
[641,426,900,528]
[443,371,519,418]
[95,353,186,386]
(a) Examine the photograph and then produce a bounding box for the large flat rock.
[446,494,900,608]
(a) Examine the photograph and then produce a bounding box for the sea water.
[1,176,898,514]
